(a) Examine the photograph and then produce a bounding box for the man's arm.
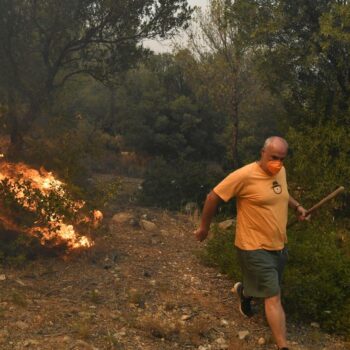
[194,190,223,242]
[288,195,309,220]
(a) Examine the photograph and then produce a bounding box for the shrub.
[284,222,350,335]
[84,177,121,208]
[140,158,225,210]
[0,174,94,252]
[201,221,350,336]
[0,231,46,266]
[199,226,241,280]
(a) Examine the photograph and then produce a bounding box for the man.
[195,136,308,350]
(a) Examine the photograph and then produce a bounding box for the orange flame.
[0,161,100,249]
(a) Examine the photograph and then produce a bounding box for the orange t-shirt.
[213,162,289,251]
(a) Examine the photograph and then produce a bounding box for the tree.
[184,0,255,168]
[233,0,350,205]
[0,0,193,153]
[115,53,227,162]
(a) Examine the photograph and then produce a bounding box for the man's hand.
[296,205,311,221]
[194,190,222,242]
[194,227,209,242]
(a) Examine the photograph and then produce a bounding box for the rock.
[220,319,229,327]
[0,274,6,281]
[15,321,29,330]
[23,339,39,347]
[62,336,71,343]
[258,337,266,345]
[238,330,250,340]
[215,337,228,349]
[111,212,135,225]
[181,314,192,321]
[73,340,98,349]
[140,219,158,232]
[218,219,235,230]
[311,322,320,328]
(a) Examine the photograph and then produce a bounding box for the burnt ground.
[0,177,349,350]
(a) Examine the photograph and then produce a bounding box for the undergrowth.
[199,222,350,337]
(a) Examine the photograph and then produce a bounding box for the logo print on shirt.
[272,180,282,194]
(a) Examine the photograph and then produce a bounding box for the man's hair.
[263,136,289,150]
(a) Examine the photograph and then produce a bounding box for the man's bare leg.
[264,294,288,349]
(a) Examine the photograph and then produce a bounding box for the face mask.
[267,160,283,175]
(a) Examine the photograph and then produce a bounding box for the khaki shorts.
[236,247,288,298]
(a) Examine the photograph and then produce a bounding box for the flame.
[0,161,100,249]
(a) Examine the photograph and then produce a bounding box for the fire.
[0,160,101,250]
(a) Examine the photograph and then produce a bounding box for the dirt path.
[0,203,348,350]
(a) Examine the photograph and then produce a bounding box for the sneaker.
[233,282,255,318]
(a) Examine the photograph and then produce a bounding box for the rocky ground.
[0,178,349,350]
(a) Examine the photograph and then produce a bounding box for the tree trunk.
[231,82,239,169]
[7,89,23,156]
[105,85,117,134]
[110,86,116,130]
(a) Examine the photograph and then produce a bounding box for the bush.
[284,222,350,335]
[84,177,121,208]
[139,158,225,210]
[22,117,118,186]
[201,221,350,336]
[199,226,241,280]
[0,174,94,251]
[0,233,44,266]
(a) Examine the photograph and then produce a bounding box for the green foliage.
[0,0,193,153]
[85,177,121,209]
[24,116,117,185]
[0,233,43,266]
[286,124,350,206]
[199,226,241,280]
[140,157,225,209]
[285,223,350,335]
[116,54,227,163]
[201,220,350,336]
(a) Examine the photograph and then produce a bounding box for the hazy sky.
[189,0,208,7]
[144,0,209,53]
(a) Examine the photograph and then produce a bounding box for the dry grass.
[136,315,182,341]
[11,292,27,307]
[71,321,92,339]
[87,289,103,304]
[127,288,145,308]
[180,317,214,346]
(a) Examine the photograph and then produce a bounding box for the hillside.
[0,178,348,350]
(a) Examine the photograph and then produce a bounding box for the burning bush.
[0,161,101,251]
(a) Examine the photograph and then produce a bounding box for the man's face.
[260,142,288,175]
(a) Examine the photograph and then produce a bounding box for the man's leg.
[264,293,287,349]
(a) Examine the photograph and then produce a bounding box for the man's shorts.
[236,247,288,298]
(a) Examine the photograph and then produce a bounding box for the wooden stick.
[304,186,345,215]
[287,186,345,228]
